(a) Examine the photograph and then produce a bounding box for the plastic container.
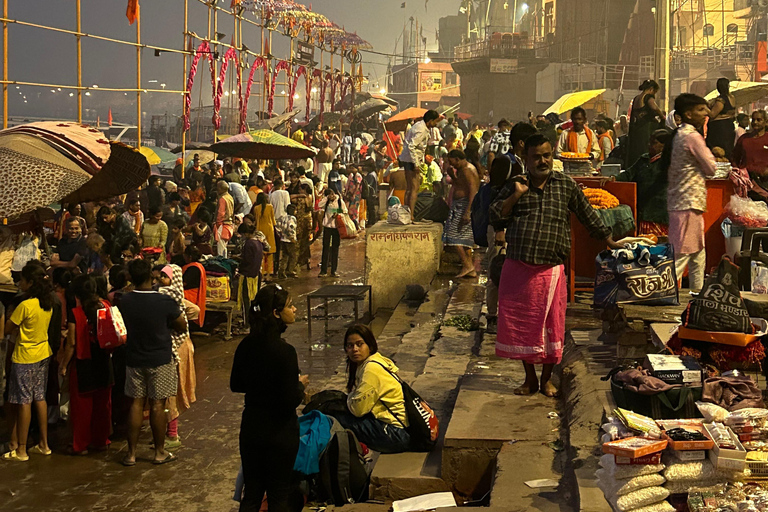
[602,437,668,459]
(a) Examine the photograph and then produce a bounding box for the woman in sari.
[214,180,235,258]
[156,265,196,449]
[251,193,277,278]
[295,183,314,273]
[182,245,207,327]
[344,170,363,229]
[140,207,168,264]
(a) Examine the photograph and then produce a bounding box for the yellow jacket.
[347,352,409,427]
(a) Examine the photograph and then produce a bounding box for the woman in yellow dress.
[250,192,276,277]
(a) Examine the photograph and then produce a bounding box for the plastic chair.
[735,228,768,290]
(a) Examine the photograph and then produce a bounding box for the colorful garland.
[183,40,216,132]
[240,56,270,133]
[213,47,240,131]
[268,60,291,117]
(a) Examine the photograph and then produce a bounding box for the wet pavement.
[0,237,368,512]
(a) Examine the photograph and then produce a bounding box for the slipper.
[2,450,29,462]
[28,445,52,456]
[121,456,136,467]
[152,452,177,465]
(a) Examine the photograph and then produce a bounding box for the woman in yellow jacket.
[338,324,412,453]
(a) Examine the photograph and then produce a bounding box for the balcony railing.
[454,34,538,61]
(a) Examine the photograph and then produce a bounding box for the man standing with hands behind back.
[399,110,442,217]
[490,133,623,398]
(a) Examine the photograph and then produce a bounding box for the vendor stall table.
[307,285,372,338]
[567,178,637,303]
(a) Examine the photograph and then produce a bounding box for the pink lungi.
[668,210,705,255]
[496,259,566,365]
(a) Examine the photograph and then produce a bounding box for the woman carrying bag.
[230,284,308,512]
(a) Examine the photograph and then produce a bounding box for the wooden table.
[307,285,372,338]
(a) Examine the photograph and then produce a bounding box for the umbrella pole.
[136,2,142,147]
[181,0,188,179]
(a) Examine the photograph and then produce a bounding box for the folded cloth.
[614,368,676,395]
[702,376,765,411]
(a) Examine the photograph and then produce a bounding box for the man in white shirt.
[398,110,442,215]
[269,177,291,220]
[556,107,601,160]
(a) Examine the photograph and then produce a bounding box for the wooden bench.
[307,284,372,338]
[205,300,238,340]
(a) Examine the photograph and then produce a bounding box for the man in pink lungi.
[490,133,623,397]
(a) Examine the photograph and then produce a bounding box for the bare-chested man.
[399,110,442,216]
[387,166,408,206]
[445,149,480,278]
[316,140,335,184]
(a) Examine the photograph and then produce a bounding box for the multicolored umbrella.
[0,121,110,219]
[207,129,316,160]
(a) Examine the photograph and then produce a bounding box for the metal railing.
[453,35,538,61]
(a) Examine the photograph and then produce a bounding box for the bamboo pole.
[213,0,218,143]
[181,0,188,178]
[2,0,7,129]
[260,9,265,122]
[136,2,142,147]
[76,0,82,123]
[0,81,184,94]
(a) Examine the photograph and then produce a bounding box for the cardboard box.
[643,354,704,386]
[670,449,706,461]
[602,437,668,459]
[614,452,663,465]
[704,423,747,471]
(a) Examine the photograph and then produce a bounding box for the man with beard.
[490,134,622,397]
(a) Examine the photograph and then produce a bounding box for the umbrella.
[543,89,607,115]
[0,133,92,219]
[169,141,210,154]
[0,121,116,219]
[384,107,428,132]
[252,109,302,131]
[705,81,768,106]
[182,149,216,168]
[306,112,343,130]
[370,93,399,109]
[333,91,371,112]
[139,146,176,166]
[207,129,316,160]
[63,142,151,204]
[353,98,392,120]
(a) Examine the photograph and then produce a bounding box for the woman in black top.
[626,80,664,168]
[230,284,308,512]
[707,77,738,158]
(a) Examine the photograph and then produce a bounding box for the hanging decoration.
[183,40,217,132]
[268,60,292,117]
[241,56,270,133]
[330,74,343,112]
[289,65,310,120]
[213,47,240,131]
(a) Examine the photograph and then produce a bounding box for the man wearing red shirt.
[732,110,768,199]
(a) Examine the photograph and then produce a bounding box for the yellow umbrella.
[704,81,768,106]
[543,89,607,116]
[139,146,161,165]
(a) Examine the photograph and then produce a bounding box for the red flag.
[126,0,139,25]
[108,108,113,126]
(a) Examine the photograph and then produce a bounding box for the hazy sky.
[1,0,460,124]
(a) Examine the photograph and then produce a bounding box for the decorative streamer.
[183,41,217,132]
[289,65,309,118]
[240,56,270,133]
[213,47,240,131]
[268,60,292,117]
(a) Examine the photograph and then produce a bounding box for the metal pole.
[181,0,188,178]
[136,2,142,147]
[3,0,8,129]
[76,0,82,123]
[513,0,518,32]
[577,38,582,91]
[213,1,218,142]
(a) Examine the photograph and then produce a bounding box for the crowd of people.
[3,77,765,511]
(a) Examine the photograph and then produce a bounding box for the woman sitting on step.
[336,324,412,454]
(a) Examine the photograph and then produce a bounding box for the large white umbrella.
[705,81,768,106]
